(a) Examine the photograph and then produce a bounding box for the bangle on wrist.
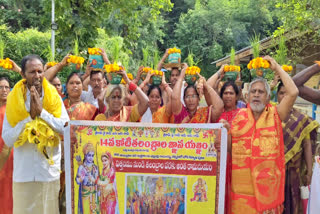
[129,82,138,92]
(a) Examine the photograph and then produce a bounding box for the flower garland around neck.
[15,117,60,165]
[8,78,62,166]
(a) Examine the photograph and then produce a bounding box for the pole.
[51,0,55,60]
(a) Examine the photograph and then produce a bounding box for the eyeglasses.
[185,94,198,100]
[0,86,10,90]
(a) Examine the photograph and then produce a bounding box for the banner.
[64,121,227,214]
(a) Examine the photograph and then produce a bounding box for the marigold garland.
[0,58,13,69]
[142,67,153,73]
[47,61,58,68]
[88,48,101,55]
[151,70,163,76]
[104,63,124,73]
[15,118,60,165]
[67,55,85,64]
[247,57,270,70]
[281,65,293,73]
[186,66,201,75]
[224,65,240,72]
[168,47,181,54]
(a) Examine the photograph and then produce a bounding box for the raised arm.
[172,63,187,115]
[98,48,111,65]
[207,65,225,89]
[293,63,320,86]
[82,60,94,91]
[157,49,169,71]
[132,66,144,85]
[264,56,298,121]
[201,75,224,122]
[44,54,69,81]
[10,59,22,75]
[120,68,149,116]
[292,62,320,104]
[130,69,152,106]
[160,74,173,117]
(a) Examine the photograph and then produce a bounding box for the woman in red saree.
[95,69,149,122]
[218,81,243,214]
[64,72,98,120]
[0,77,13,214]
[172,63,223,124]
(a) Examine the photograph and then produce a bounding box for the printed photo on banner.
[125,175,186,214]
[64,122,227,214]
[74,142,119,214]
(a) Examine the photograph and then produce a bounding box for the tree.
[42,0,173,55]
[0,0,50,32]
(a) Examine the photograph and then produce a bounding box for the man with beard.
[2,55,69,214]
[220,56,298,213]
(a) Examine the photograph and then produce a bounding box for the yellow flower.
[0,58,13,70]
[127,73,133,80]
[47,61,58,68]
[143,67,152,73]
[67,55,85,65]
[168,47,181,54]
[88,48,101,55]
[186,66,200,75]
[103,63,123,73]
[224,65,229,72]
[282,64,293,73]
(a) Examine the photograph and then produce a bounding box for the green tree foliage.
[172,0,276,78]
[0,0,50,32]
[272,1,320,64]
[42,0,173,55]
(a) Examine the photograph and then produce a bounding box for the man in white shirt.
[81,69,106,110]
[2,54,69,214]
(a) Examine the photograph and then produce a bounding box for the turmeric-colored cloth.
[174,105,212,123]
[65,100,98,121]
[6,78,62,127]
[0,104,13,214]
[152,106,174,123]
[95,104,140,122]
[230,104,285,214]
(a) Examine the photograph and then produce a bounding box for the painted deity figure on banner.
[190,178,208,202]
[98,151,118,214]
[75,142,99,214]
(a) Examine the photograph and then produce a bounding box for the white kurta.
[2,88,69,182]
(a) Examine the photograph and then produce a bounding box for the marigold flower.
[168,47,181,54]
[248,57,270,70]
[67,55,85,65]
[281,64,293,73]
[186,66,200,75]
[47,61,58,68]
[103,63,123,73]
[224,64,240,72]
[0,58,13,70]
[88,48,101,55]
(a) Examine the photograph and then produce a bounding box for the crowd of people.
[0,48,319,214]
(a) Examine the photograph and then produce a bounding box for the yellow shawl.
[6,78,62,164]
